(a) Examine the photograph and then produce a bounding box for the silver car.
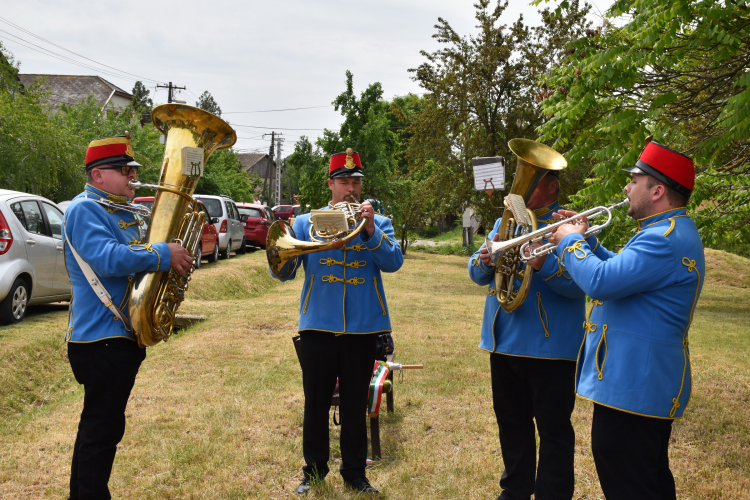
[0,190,72,324]
[193,194,246,259]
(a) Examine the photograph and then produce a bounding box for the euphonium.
[487,138,567,311]
[267,201,367,279]
[129,104,236,347]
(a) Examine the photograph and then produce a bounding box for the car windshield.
[293,206,301,216]
[198,198,222,217]
[136,200,154,210]
[238,207,262,218]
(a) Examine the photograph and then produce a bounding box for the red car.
[272,204,301,221]
[236,203,275,249]
[132,196,219,268]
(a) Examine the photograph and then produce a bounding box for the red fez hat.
[84,132,142,170]
[329,148,364,179]
[623,140,694,198]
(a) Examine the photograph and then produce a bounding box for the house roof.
[17,74,132,108]
[237,153,268,171]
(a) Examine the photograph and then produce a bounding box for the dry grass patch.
[0,248,748,499]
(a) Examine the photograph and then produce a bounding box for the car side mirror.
[240,214,248,221]
[211,217,219,224]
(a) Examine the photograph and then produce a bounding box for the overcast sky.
[1,0,613,157]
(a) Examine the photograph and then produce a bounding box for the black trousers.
[67,338,146,500]
[592,403,676,500]
[490,353,576,500]
[298,331,376,483]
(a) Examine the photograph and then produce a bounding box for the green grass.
[0,248,748,498]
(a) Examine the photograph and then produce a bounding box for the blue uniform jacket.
[468,201,590,360]
[274,205,403,334]
[63,185,171,343]
[555,208,704,419]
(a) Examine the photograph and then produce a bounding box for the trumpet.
[487,199,630,264]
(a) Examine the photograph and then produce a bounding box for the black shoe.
[344,477,379,493]
[296,478,311,495]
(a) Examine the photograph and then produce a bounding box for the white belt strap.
[64,224,131,331]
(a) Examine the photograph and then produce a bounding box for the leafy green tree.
[323,71,399,203]
[286,136,327,209]
[405,0,593,229]
[195,148,259,202]
[131,81,153,112]
[131,80,153,125]
[0,44,82,200]
[535,0,750,251]
[0,42,22,93]
[53,97,165,196]
[196,91,222,117]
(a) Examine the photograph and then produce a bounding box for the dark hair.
[646,175,688,207]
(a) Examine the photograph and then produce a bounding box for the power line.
[232,123,327,131]
[0,33,146,85]
[223,104,334,114]
[0,17,162,84]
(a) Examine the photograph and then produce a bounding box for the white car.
[0,189,71,324]
[193,194,247,258]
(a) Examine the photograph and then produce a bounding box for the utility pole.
[276,138,283,204]
[263,132,284,205]
[156,82,186,103]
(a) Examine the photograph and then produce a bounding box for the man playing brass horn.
[273,149,403,495]
[548,141,704,499]
[468,172,596,500]
[62,134,193,500]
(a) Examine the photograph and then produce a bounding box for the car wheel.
[0,277,30,325]
[222,239,232,259]
[194,247,202,269]
[238,237,247,254]
[207,241,219,263]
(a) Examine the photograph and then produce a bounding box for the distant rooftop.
[18,74,132,109]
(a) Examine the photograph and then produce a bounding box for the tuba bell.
[487,138,567,311]
[129,104,237,347]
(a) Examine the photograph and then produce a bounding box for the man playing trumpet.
[548,140,704,500]
[272,149,403,495]
[468,172,596,500]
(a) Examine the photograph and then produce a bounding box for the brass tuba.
[129,104,237,347]
[267,202,367,279]
[487,138,567,311]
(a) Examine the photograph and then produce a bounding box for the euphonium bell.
[267,202,367,279]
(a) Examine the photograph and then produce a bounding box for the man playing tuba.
[468,172,598,500]
[63,134,193,500]
[272,149,403,495]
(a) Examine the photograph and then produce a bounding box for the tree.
[195,149,259,202]
[131,81,153,112]
[131,80,153,125]
[405,0,593,229]
[535,0,750,250]
[196,91,222,117]
[286,136,327,209]
[0,42,22,93]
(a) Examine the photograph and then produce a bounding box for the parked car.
[272,204,301,221]
[131,196,220,268]
[193,194,246,258]
[0,189,72,324]
[236,203,275,249]
[57,200,72,213]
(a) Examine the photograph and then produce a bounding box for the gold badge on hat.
[344,147,355,169]
[124,131,134,157]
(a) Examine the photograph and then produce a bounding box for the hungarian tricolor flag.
[367,361,390,417]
